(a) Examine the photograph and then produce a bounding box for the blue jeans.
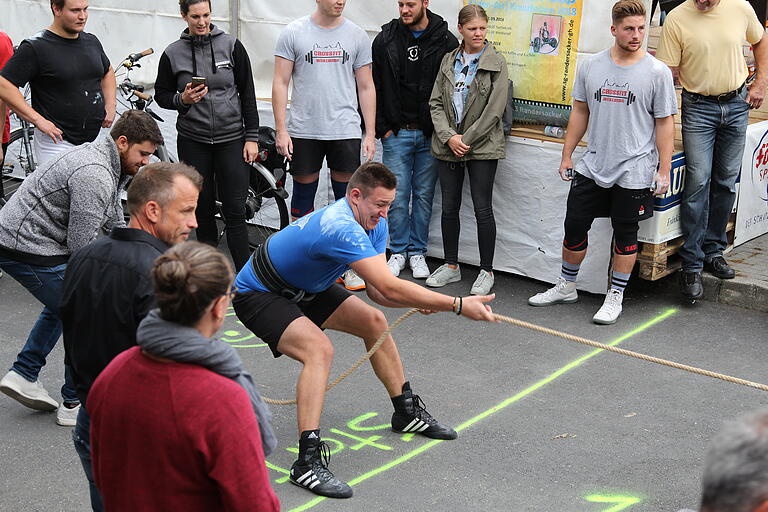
[0,257,78,403]
[72,406,104,511]
[381,129,438,256]
[679,88,750,271]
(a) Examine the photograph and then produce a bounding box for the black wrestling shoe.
[391,382,458,440]
[704,256,735,279]
[679,270,704,300]
[289,439,352,499]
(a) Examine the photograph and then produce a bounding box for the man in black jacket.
[60,162,201,512]
[372,1,458,281]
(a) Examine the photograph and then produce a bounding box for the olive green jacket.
[429,42,508,162]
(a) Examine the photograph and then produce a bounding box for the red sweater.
[88,347,280,512]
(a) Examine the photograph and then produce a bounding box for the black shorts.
[566,172,654,223]
[232,284,352,358]
[290,138,361,175]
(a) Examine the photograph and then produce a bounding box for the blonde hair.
[458,4,488,26]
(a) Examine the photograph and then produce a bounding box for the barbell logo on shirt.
[594,80,636,105]
[305,42,350,65]
[407,45,419,62]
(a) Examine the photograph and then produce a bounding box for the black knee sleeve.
[612,220,640,255]
[563,216,590,252]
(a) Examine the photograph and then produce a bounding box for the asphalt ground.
[1,260,767,512]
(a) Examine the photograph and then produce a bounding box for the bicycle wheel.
[245,163,289,250]
[2,126,35,201]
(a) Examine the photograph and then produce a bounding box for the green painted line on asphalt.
[288,308,678,512]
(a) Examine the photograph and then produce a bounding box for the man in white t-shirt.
[272,0,376,291]
[528,0,677,324]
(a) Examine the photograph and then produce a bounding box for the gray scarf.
[136,309,277,456]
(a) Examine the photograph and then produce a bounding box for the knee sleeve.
[612,220,640,255]
[563,216,590,252]
[331,179,348,201]
[290,179,319,218]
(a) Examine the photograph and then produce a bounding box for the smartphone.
[191,76,207,88]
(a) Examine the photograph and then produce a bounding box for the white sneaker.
[409,254,430,279]
[341,269,365,291]
[56,402,80,427]
[470,270,494,295]
[425,264,461,288]
[387,253,406,277]
[592,289,623,325]
[528,277,578,306]
[0,370,58,411]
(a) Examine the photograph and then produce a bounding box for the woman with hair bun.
[87,241,279,512]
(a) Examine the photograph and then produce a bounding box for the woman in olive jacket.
[427,4,508,296]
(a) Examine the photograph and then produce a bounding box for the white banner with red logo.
[735,121,768,246]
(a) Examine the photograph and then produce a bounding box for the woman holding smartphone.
[426,4,508,296]
[155,0,259,270]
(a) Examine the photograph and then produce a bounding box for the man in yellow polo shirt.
[656,0,767,300]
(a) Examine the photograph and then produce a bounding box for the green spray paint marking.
[584,493,642,511]
[287,308,677,512]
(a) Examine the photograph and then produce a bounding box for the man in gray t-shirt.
[272,0,376,292]
[528,0,677,325]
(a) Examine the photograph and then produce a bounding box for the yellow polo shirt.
[656,0,765,95]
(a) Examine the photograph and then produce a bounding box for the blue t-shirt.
[236,198,388,294]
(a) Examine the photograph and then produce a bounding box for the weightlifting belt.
[250,235,314,303]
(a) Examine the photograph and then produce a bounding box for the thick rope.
[261,308,768,405]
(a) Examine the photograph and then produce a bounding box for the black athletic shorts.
[566,171,654,222]
[290,138,361,175]
[232,284,352,358]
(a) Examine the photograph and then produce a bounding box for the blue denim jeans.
[679,88,750,271]
[72,406,104,511]
[0,257,78,403]
[381,129,438,256]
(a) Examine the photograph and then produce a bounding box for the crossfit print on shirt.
[594,80,637,105]
[304,43,350,64]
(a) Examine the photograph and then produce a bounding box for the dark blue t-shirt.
[236,198,388,294]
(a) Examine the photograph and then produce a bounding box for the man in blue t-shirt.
[234,161,496,499]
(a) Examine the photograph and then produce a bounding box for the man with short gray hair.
[61,161,202,511]
[693,409,768,512]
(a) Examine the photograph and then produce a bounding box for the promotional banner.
[473,0,584,125]
[735,121,768,246]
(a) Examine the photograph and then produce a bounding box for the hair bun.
[154,255,190,291]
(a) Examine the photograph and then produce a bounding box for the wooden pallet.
[636,218,736,281]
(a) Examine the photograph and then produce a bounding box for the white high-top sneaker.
[528,277,578,306]
[592,289,624,325]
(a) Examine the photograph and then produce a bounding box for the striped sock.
[611,271,631,292]
[561,261,580,283]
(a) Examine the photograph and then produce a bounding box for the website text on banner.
[471,0,584,126]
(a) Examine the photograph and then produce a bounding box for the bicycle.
[1,85,36,204]
[114,49,289,248]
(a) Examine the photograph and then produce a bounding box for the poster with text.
[735,121,768,246]
[470,0,583,125]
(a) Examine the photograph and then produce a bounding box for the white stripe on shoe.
[297,470,314,485]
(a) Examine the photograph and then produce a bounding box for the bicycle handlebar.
[128,48,154,63]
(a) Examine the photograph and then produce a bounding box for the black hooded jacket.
[372,10,458,139]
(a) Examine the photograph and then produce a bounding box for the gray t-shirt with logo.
[571,49,677,189]
[275,16,372,140]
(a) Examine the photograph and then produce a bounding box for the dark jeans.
[679,88,750,271]
[437,159,498,271]
[177,137,251,270]
[72,406,104,512]
[0,257,78,403]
